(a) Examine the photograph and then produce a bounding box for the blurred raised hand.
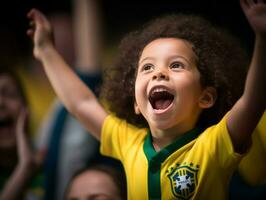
[27,9,55,60]
[16,107,42,169]
[240,0,266,35]
[0,107,41,200]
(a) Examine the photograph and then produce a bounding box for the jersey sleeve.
[237,111,266,185]
[198,113,243,169]
[100,115,143,161]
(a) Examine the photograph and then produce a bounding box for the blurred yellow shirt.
[16,67,55,134]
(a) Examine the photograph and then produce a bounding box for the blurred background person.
[64,163,127,200]
[0,68,44,200]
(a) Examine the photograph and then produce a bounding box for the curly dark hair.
[101,14,249,129]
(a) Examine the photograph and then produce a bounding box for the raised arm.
[227,0,266,153]
[27,9,107,140]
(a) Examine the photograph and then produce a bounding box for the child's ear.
[134,102,141,115]
[199,87,217,109]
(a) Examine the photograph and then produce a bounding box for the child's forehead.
[139,38,197,62]
[145,37,193,48]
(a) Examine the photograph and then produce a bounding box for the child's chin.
[149,119,173,130]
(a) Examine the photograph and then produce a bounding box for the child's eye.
[170,62,184,70]
[142,64,154,71]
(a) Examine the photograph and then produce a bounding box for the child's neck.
[150,124,195,151]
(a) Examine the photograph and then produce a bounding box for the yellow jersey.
[238,112,266,186]
[100,114,242,200]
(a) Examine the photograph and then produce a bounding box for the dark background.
[0,0,254,67]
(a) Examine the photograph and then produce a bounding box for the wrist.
[36,44,56,61]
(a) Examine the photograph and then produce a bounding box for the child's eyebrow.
[168,55,193,65]
[139,55,195,66]
[139,57,155,65]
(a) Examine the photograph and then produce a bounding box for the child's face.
[0,74,24,150]
[135,38,204,133]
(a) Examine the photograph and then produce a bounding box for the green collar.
[143,127,202,200]
[143,127,201,165]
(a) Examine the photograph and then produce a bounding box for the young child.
[26,0,266,199]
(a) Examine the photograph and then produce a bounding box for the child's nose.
[152,69,169,81]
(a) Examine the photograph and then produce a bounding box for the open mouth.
[149,87,174,110]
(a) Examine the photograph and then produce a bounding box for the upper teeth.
[151,87,168,95]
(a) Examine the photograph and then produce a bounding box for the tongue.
[154,99,172,110]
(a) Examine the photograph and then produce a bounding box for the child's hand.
[240,0,266,36]
[27,8,54,60]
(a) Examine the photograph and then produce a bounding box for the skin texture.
[135,38,215,148]
[66,170,122,200]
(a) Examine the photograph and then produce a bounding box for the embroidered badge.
[167,163,199,200]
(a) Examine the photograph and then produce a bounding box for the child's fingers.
[27,8,42,18]
[247,0,255,5]
[26,29,34,37]
[27,8,49,28]
[26,8,53,42]
[240,0,250,13]
[33,9,50,28]
[27,9,40,32]
[29,21,35,27]
[26,9,34,19]
[26,20,35,36]
[240,0,249,8]
[27,9,40,23]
